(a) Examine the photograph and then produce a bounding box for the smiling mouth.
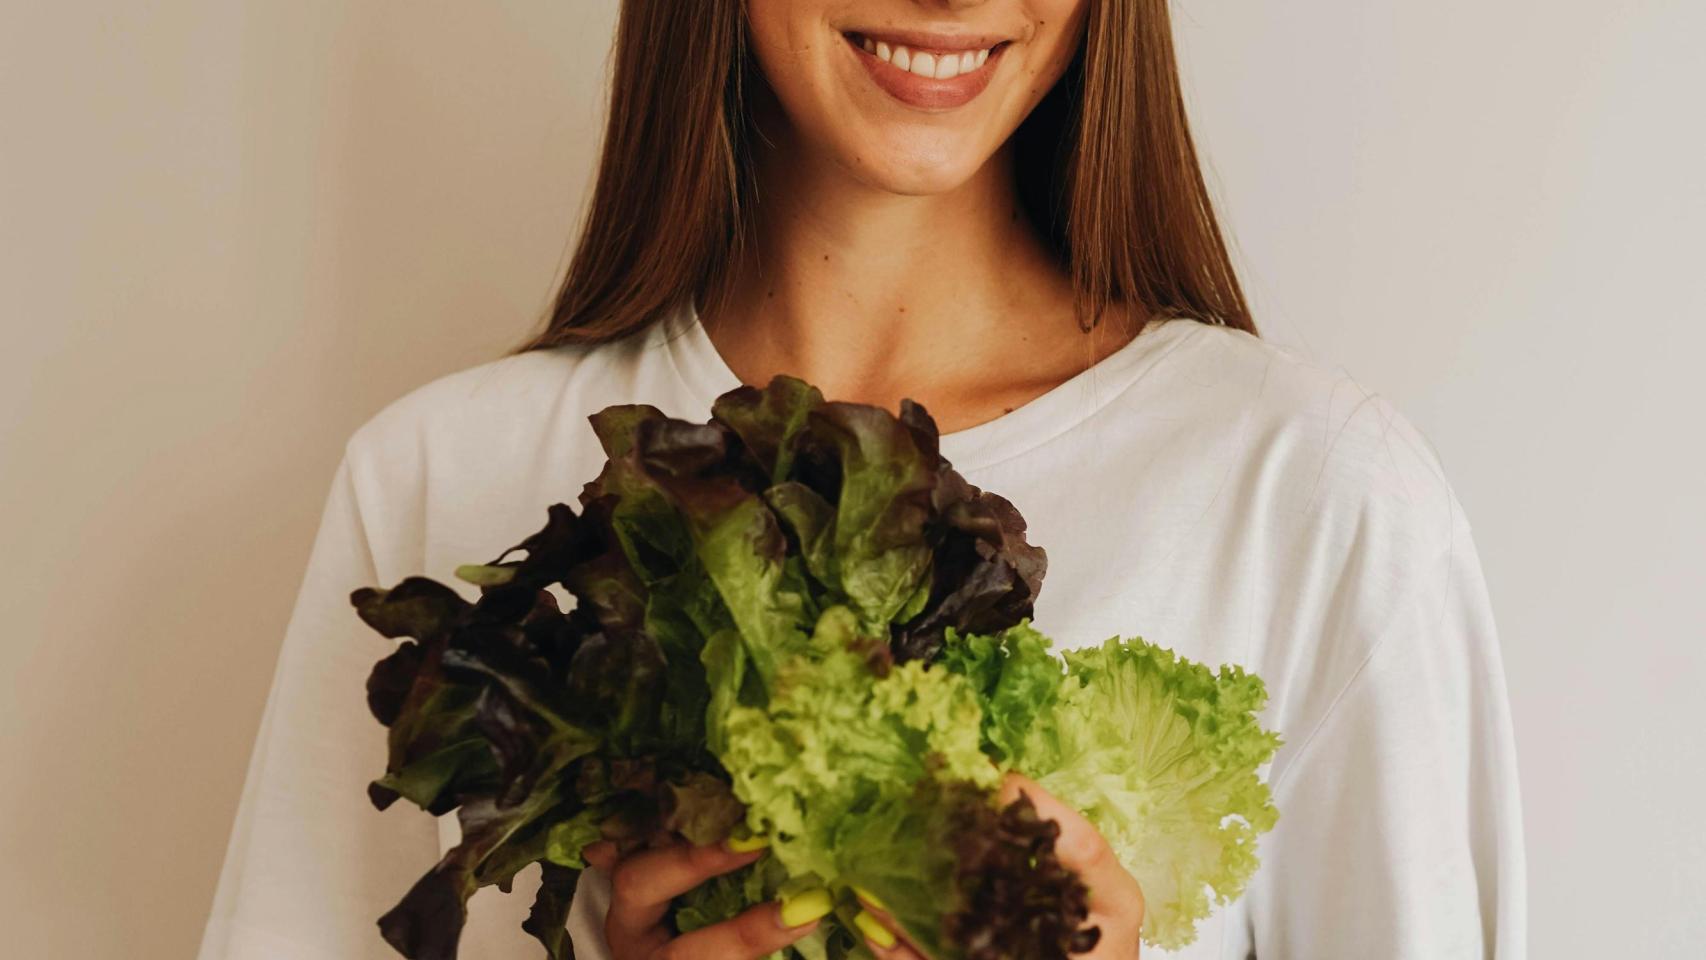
[841,30,1013,82]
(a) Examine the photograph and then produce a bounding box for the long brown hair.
[507,0,1255,355]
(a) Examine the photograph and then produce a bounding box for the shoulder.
[1166,325,1493,750]
[334,322,677,579]
[343,324,660,470]
[1169,319,1469,560]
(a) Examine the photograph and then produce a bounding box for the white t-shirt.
[197,298,1526,959]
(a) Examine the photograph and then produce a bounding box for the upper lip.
[842,27,1013,53]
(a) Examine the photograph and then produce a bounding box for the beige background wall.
[2,1,1699,957]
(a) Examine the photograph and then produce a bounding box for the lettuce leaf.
[1013,638,1283,950]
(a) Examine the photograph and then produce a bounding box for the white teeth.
[863,36,997,77]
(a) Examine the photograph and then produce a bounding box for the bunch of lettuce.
[350,374,1281,960]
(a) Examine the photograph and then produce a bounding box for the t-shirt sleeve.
[1243,507,1527,958]
[196,450,444,960]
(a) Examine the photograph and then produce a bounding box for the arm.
[1244,514,1527,958]
[197,450,444,959]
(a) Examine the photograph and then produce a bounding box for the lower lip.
[842,32,1007,110]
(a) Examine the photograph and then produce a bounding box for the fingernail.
[724,833,770,853]
[777,888,833,928]
[854,910,896,948]
[851,884,888,912]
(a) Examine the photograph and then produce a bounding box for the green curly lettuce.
[1012,635,1282,949]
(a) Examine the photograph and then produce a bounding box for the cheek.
[1025,0,1090,79]
[743,0,794,82]
[742,1,836,119]
[1036,0,1091,33]
[743,0,840,76]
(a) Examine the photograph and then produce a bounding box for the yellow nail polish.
[854,910,896,948]
[724,833,770,853]
[778,888,833,928]
[851,884,888,912]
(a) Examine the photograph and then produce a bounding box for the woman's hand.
[581,834,829,959]
[853,772,1145,960]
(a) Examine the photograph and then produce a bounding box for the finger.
[998,773,1144,910]
[604,838,766,936]
[582,828,672,872]
[851,890,930,959]
[657,896,825,960]
[852,908,928,959]
[581,839,617,873]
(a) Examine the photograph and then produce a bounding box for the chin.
[834,130,992,197]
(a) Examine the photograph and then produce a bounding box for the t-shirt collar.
[656,296,1199,474]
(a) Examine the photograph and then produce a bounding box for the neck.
[699,87,1140,427]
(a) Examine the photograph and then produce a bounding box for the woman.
[199,1,1525,959]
